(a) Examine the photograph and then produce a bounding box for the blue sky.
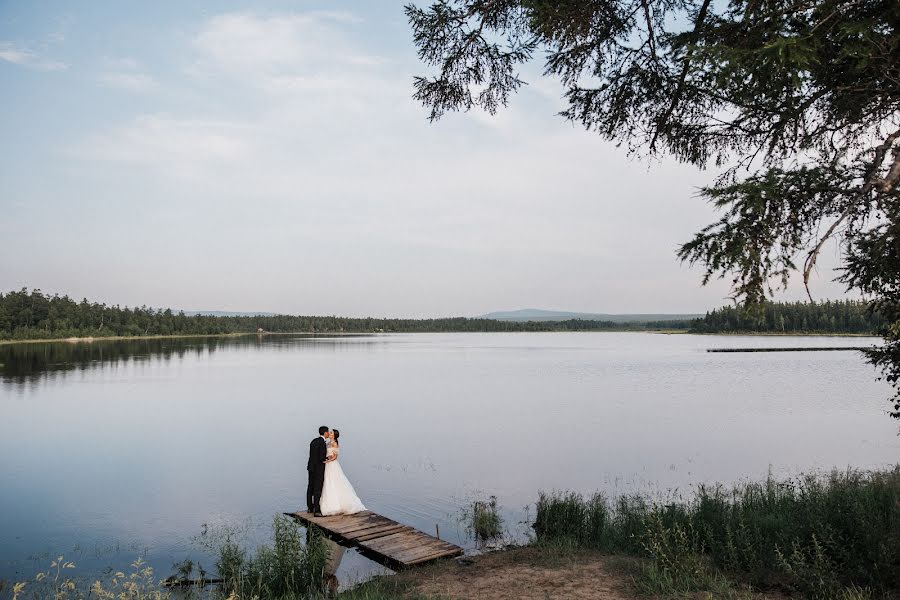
[0,1,849,317]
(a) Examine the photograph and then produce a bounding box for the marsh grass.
[535,467,900,599]
[197,514,328,599]
[460,495,503,544]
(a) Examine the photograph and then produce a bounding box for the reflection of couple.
[306,426,366,517]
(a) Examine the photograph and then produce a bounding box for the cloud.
[98,71,158,92]
[191,12,383,79]
[97,57,158,92]
[74,115,251,177]
[69,9,853,312]
[98,59,159,93]
[0,42,67,71]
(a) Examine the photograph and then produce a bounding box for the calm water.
[1,333,898,586]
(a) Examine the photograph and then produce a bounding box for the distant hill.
[181,311,277,317]
[480,309,702,323]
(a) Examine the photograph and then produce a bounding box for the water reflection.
[322,538,346,595]
[0,334,374,384]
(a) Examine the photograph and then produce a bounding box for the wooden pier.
[708,346,868,353]
[285,510,463,570]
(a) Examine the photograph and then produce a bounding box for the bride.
[319,429,366,516]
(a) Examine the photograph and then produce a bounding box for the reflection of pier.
[286,510,463,570]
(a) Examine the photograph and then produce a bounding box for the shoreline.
[0,331,373,346]
[0,329,880,346]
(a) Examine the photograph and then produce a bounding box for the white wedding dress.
[319,445,366,516]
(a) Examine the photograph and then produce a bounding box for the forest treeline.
[0,288,689,340]
[0,289,882,340]
[689,299,883,334]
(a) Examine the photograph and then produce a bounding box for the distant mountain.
[181,311,277,317]
[480,308,702,323]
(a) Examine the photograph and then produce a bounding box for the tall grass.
[204,514,329,599]
[534,467,900,599]
[461,496,503,543]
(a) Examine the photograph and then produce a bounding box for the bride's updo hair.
[333,429,340,446]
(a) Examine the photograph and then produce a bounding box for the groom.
[307,425,330,516]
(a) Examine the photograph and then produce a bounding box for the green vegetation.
[534,467,900,599]
[198,515,329,599]
[5,287,889,343]
[6,556,167,600]
[462,496,503,543]
[406,0,900,416]
[0,288,691,341]
[691,300,884,335]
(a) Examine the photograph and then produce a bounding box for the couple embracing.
[306,425,366,517]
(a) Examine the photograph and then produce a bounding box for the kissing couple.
[306,425,366,517]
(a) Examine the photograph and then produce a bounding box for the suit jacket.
[308,436,327,472]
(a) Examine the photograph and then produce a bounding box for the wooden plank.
[326,515,383,534]
[346,522,408,539]
[395,540,464,559]
[285,509,463,570]
[353,525,412,541]
[358,531,417,551]
[291,510,373,524]
[363,534,442,557]
[313,512,374,526]
[389,538,458,557]
[404,547,464,565]
[337,517,394,535]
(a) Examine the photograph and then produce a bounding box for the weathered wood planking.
[285,510,463,570]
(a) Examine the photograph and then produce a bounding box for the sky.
[0,1,851,317]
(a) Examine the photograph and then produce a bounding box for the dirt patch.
[393,546,636,600]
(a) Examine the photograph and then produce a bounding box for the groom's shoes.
[313,511,324,517]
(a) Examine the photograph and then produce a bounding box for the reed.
[461,495,503,543]
[534,466,900,599]
[207,515,329,599]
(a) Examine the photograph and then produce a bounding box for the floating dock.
[708,346,868,353]
[285,510,463,570]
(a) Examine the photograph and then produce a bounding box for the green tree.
[406,0,900,417]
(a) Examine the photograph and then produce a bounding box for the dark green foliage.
[842,207,900,418]
[406,0,900,417]
[690,299,883,334]
[534,467,900,598]
[0,287,691,340]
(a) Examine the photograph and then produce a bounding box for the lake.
[1,332,898,587]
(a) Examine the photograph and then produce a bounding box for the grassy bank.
[534,467,900,599]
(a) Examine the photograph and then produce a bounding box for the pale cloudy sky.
[0,1,849,317]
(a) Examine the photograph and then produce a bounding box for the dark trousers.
[307,466,325,513]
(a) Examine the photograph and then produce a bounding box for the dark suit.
[306,436,327,513]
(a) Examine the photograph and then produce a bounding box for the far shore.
[0,329,881,346]
[0,331,374,346]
